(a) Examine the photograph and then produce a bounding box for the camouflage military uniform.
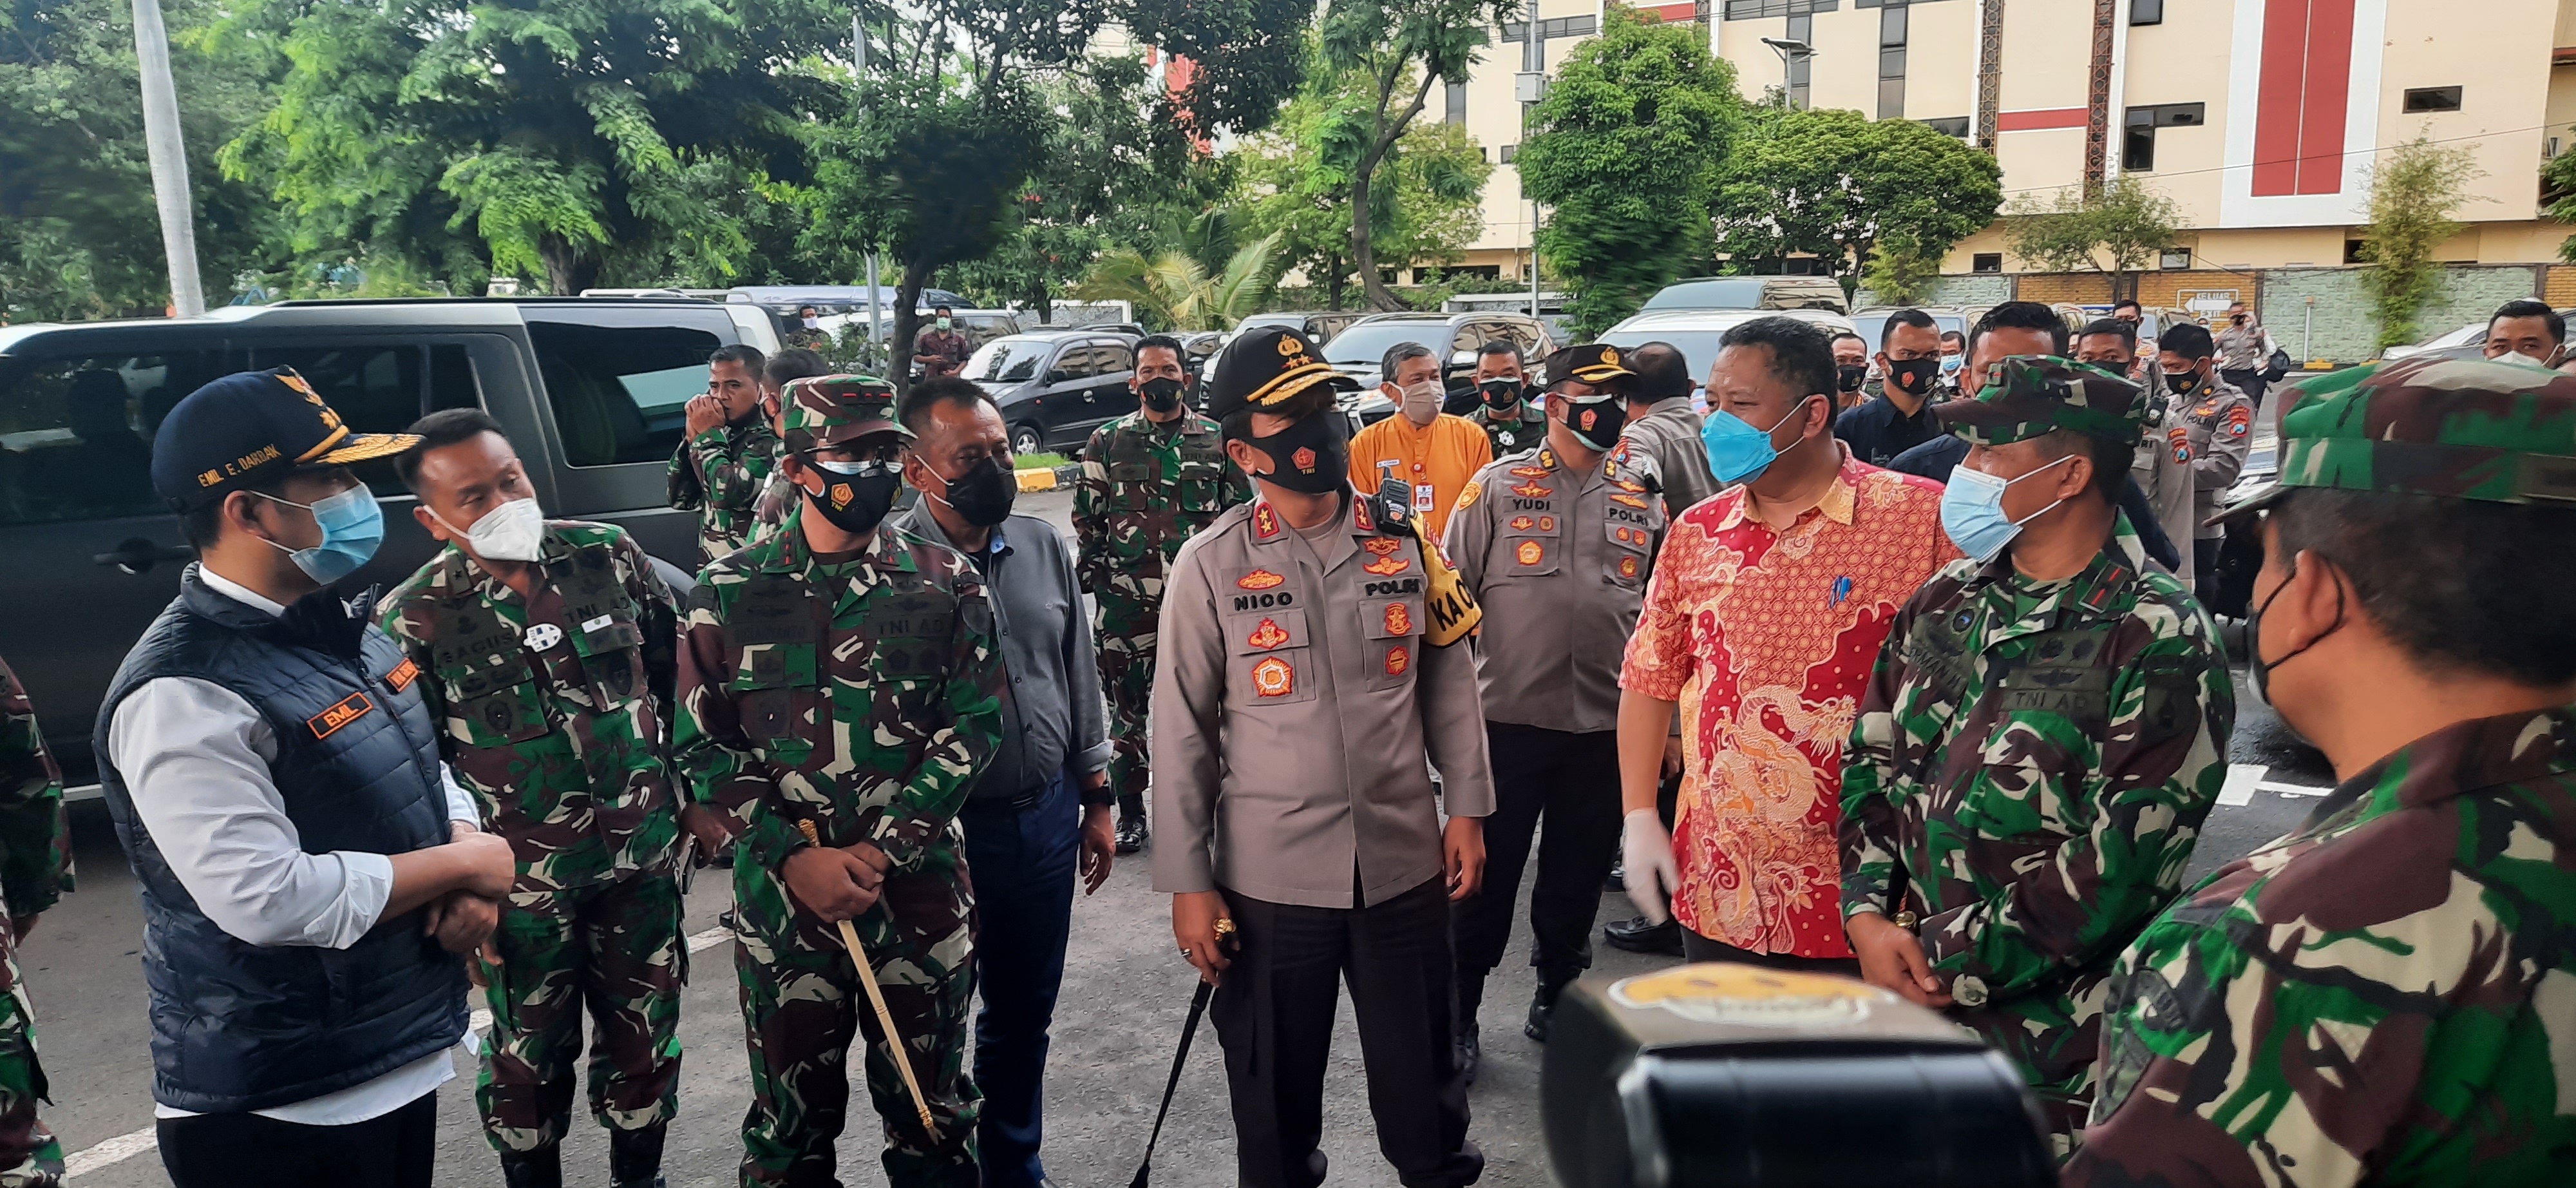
[674,381,1005,1188]
[1839,359,2236,1156]
[375,522,687,1157]
[1469,402,1549,460]
[2064,355,2576,1187]
[1072,409,1250,823]
[668,415,782,565]
[0,661,67,1188]
[748,445,799,548]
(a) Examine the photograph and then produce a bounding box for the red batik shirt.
[1618,448,1957,957]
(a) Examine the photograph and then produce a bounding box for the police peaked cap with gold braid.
[1206,326,1359,421]
[1543,343,1638,394]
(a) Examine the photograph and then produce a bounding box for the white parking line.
[64,924,735,1178]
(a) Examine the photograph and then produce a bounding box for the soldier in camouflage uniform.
[747,352,837,551]
[2066,356,2576,1187]
[0,660,68,1188]
[377,409,685,1188]
[1465,340,1549,459]
[1073,334,1251,851]
[1839,358,2235,1158]
[668,344,780,565]
[674,376,1005,1188]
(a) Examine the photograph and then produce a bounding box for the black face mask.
[804,459,904,535]
[1561,395,1628,452]
[2248,552,2344,709]
[1140,376,1188,414]
[1240,410,1350,495]
[928,455,1018,527]
[2166,368,2201,396]
[1478,377,1524,411]
[1836,364,1867,393]
[1886,357,1941,397]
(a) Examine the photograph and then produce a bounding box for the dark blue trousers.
[958,769,1079,1188]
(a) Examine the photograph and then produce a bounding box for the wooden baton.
[795,818,940,1140]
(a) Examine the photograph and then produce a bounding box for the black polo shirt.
[1833,390,1944,468]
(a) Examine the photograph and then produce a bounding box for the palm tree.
[1074,213,1283,331]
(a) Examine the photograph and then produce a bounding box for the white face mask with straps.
[431,497,545,562]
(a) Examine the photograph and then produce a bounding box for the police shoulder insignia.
[1508,465,1552,479]
[1456,479,1483,509]
[1363,555,1412,577]
[1251,655,1295,698]
[1363,537,1403,556]
[2224,405,2251,436]
[1352,498,1376,532]
[2167,426,2192,465]
[1253,504,1282,539]
[1237,569,1286,590]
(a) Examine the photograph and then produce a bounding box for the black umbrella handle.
[1129,978,1215,1188]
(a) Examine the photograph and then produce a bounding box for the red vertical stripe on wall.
[2252,0,2311,196]
[2296,0,2356,193]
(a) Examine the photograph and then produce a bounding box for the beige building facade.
[1438,0,2576,282]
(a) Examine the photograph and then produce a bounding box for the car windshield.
[963,339,1045,383]
[1323,322,1444,366]
[1595,327,1740,379]
[1640,278,1767,312]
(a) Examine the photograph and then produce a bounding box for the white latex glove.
[1620,808,1680,925]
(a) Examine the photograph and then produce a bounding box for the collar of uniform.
[437,527,569,607]
[759,515,915,575]
[1966,510,2146,632]
[893,500,1003,563]
[2302,706,2576,831]
[1246,489,1367,545]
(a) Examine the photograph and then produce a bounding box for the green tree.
[1710,107,2002,294]
[1860,240,1942,305]
[1236,60,1492,310]
[1072,229,1283,331]
[1,0,275,320]
[1517,8,1741,338]
[214,0,850,295]
[2358,133,2483,349]
[803,0,1305,386]
[2001,175,2179,303]
[1318,0,1518,310]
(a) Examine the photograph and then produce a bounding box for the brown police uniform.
[1151,326,1493,1188]
[1441,363,1665,1041]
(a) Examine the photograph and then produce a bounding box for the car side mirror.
[1046,370,1073,385]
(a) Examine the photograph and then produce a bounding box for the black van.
[958,328,1144,456]
[0,297,779,783]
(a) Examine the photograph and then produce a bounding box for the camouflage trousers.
[1094,599,1159,819]
[0,919,59,1188]
[1956,980,2107,1160]
[734,859,980,1188]
[475,867,687,1154]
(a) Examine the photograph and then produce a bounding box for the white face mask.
[2497,350,2553,370]
[1398,380,1443,426]
[435,496,545,563]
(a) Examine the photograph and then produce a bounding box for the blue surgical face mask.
[1700,398,1813,486]
[1940,354,1965,378]
[1937,454,2072,563]
[254,484,384,584]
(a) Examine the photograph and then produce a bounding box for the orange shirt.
[1618,450,1958,957]
[1347,412,1493,540]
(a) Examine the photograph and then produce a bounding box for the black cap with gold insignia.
[1206,325,1358,421]
[1543,343,1638,394]
[151,367,421,512]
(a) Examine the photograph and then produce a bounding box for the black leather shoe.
[499,1146,562,1188]
[609,1122,667,1188]
[1604,863,1625,892]
[1455,1023,1482,1087]
[1525,970,1577,1042]
[1603,914,1684,956]
[1115,814,1149,855]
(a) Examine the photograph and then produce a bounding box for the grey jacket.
[1619,396,1719,518]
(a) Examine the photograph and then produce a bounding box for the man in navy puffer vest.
[94,368,516,1188]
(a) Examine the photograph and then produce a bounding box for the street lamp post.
[132,0,203,316]
[1519,13,1546,320]
[1759,36,1814,111]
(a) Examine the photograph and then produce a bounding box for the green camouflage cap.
[781,373,906,453]
[2210,354,2576,524]
[1938,356,2149,448]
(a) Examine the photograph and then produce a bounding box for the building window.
[2159,247,2192,269]
[2344,239,2370,264]
[1499,15,1600,40]
[1786,14,1813,109]
[1445,81,1466,125]
[2121,102,2206,173]
[1500,143,1518,163]
[1972,253,2003,274]
[1723,0,1837,17]
[1877,4,1907,120]
[1918,116,1971,138]
[2130,0,2164,24]
[2402,86,2463,113]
